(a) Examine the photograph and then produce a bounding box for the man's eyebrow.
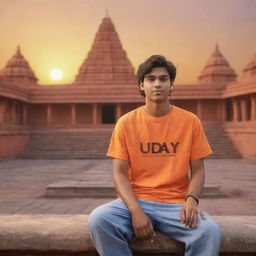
[145,74,169,78]
[145,75,155,78]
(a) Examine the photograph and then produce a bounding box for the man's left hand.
[180,197,206,228]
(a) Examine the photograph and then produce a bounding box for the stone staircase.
[204,125,241,159]
[21,129,113,159]
[20,125,241,159]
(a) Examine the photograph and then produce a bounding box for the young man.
[88,55,221,256]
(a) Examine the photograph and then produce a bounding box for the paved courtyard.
[0,158,255,215]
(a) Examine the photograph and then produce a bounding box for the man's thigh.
[153,203,220,242]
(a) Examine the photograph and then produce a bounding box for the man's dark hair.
[136,55,176,97]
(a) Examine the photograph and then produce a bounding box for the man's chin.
[150,98,168,104]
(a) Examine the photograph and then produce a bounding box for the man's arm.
[180,158,206,228]
[113,158,154,240]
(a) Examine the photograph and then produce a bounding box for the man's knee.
[201,218,222,241]
[88,206,110,233]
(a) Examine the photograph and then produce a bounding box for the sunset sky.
[0,0,255,85]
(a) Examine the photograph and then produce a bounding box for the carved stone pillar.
[22,103,28,125]
[250,95,256,120]
[197,100,203,119]
[116,103,122,121]
[0,100,5,124]
[71,104,76,125]
[47,104,52,125]
[11,101,17,124]
[92,104,98,125]
[221,100,226,122]
[232,99,238,122]
[240,99,247,121]
[217,100,226,122]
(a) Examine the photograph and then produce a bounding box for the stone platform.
[46,168,115,198]
[0,158,255,215]
[46,181,116,198]
[46,180,224,198]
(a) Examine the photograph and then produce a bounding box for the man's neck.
[143,101,172,117]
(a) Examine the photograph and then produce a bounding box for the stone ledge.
[45,182,225,199]
[0,215,255,255]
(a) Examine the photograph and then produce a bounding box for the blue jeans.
[88,198,221,256]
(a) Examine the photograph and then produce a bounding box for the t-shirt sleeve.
[190,116,213,160]
[106,119,129,160]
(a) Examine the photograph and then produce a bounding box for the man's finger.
[185,209,192,226]
[149,220,154,232]
[141,227,150,239]
[188,211,194,228]
[146,223,153,238]
[139,228,146,239]
[180,208,186,223]
[134,228,140,239]
[192,212,199,228]
[190,211,198,228]
[142,224,150,240]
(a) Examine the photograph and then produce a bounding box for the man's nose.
[154,79,162,87]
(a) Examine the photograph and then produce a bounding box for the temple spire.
[74,15,136,86]
[0,46,38,85]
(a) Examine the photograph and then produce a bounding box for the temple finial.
[105,9,109,18]
[215,43,219,53]
[15,45,22,56]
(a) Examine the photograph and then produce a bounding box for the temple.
[0,16,255,159]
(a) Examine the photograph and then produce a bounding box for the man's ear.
[139,82,144,91]
[169,82,174,96]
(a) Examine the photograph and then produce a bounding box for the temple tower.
[243,54,256,79]
[198,44,237,84]
[74,16,136,87]
[0,46,38,86]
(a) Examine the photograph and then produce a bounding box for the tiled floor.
[0,158,255,215]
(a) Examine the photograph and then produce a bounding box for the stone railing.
[0,215,255,256]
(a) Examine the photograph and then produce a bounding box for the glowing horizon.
[0,0,255,85]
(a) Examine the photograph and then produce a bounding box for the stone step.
[45,181,226,199]
[20,126,241,159]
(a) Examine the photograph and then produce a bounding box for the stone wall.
[225,124,256,159]
[0,131,30,159]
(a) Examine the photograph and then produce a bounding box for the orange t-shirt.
[106,105,212,204]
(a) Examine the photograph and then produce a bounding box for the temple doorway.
[226,99,233,121]
[101,104,115,124]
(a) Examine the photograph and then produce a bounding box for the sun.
[50,69,63,81]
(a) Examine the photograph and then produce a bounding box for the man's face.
[140,67,173,103]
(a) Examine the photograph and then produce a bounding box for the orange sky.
[0,0,255,85]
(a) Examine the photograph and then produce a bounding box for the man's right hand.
[112,159,154,240]
[131,208,154,240]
